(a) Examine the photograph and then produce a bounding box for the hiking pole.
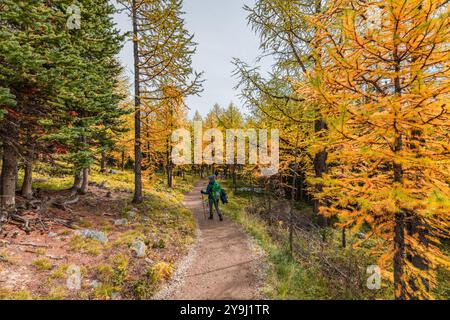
[201,194,207,220]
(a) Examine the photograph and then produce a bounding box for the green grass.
[221,192,328,299]
[0,289,33,300]
[11,162,199,300]
[49,264,70,280]
[32,258,53,271]
[69,235,104,256]
[220,179,397,300]
[17,161,197,197]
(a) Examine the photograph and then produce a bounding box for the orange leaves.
[308,0,450,299]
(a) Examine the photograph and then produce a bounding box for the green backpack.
[211,181,221,200]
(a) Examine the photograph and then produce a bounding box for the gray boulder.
[131,239,146,258]
[75,229,108,243]
[114,218,128,226]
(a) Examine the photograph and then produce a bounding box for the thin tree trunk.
[132,0,143,204]
[299,174,304,202]
[100,149,107,173]
[313,119,328,227]
[21,157,33,199]
[232,165,237,192]
[71,171,83,194]
[21,142,35,199]
[1,142,18,212]
[393,57,404,298]
[166,136,173,188]
[394,210,406,299]
[79,167,89,195]
[289,125,300,256]
[342,227,346,248]
[121,149,125,171]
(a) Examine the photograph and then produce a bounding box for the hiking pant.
[208,198,222,218]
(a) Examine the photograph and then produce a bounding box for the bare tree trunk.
[394,210,406,299]
[21,156,33,199]
[100,149,107,173]
[71,170,83,195]
[342,227,346,248]
[299,174,304,202]
[232,164,237,192]
[121,149,125,171]
[313,119,328,227]
[132,0,143,204]
[166,137,173,188]
[289,126,300,256]
[1,142,18,212]
[79,167,89,195]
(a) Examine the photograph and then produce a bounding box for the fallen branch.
[53,196,80,211]
[46,255,65,260]
[52,218,79,229]
[13,242,49,248]
[10,214,32,233]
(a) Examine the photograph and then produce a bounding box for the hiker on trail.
[201,176,223,221]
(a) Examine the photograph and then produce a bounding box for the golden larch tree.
[311,0,449,299]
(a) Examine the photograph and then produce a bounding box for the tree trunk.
[166,162,173,188]
[393,136,429,299]
[232,165,237,192]
[100,149,107,173]
[71,171,83,194]
[298,173,305,202]
[289,128,300,256]
[121,149,125,171]
[21,157,33,199]
[265,180,272,211]
[166,137,173,188]
[313,119,328,227]
[394,210,406,299]
[132,0,143,204]
[1,142,18,212]
[342,227,346,248]
[79,167,89,195]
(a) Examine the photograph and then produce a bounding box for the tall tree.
[131,0,143,203]
[0,0,72,213]
[312,0,450,299]
[119,0,202,201]
[46,0,125,195]
[234,0,329,223]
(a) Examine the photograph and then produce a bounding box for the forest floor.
[154,180,266,300]
[0,171,197,300]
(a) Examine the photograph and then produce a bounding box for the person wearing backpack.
[201,176,224,221]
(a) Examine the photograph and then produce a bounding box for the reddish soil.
[159,180,265,300]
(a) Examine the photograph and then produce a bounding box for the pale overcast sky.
[113,0,272,118]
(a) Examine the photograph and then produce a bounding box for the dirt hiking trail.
[155,180,265,300]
